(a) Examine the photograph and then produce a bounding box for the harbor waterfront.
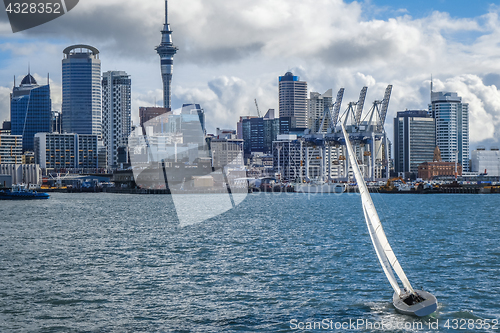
[1,193,499,332]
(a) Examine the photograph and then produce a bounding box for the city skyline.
[0,0,500,153]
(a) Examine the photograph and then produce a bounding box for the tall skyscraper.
[279,72,308,129]
[393,110,435,176]
[429,91,470,172]
[156,0,178,109]
[102,71,132,168]
[10,72,52,151]
[307,89,333,132]
[62,44,102,137]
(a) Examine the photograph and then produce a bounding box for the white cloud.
[438,75,500,143]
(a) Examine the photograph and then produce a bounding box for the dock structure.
[274,86,393,182]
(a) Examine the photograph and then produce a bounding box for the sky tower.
[156,0,178,109]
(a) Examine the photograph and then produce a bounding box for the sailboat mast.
[341,124,415,295]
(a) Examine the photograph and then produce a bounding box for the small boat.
[341,124,437,317]
[0,184,50,200]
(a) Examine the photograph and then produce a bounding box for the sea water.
[0,192,499,332]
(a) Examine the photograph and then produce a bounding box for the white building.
[34,133,99,170]
[0,164,41,185]
[471,148,500,176]
[102,71,131,168]
[279,72,308,129]
[307,89,333,132]
[429,91,470,171]
[0,135,22,164]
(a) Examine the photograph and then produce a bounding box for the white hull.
[294,183,345,194]
[393,289,438,317]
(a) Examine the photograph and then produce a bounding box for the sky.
[1,0,500,153]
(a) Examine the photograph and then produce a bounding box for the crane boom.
[378,85,392,129]
[254,99,261,118]
[355,86,368,126]
[331,88,344,129]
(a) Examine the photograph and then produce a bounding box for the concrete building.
[393,110,435,177]
[0,163,41,185]
[156,0,178,109]
[430,91,469,171]
[308,89,333,132]
[102,71,132,168]
[279,72,308,129]
[34,133,99,170]
[471,148,500,176]
[10,73,52,151]
[62,45,102,137]
[0,135,22,164]
[210,138,244,169]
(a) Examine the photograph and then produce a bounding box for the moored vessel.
[0,184,50,200]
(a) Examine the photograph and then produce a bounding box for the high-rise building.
[308,89,333,132]
[429,91,470,171]
[238,109,279,157]
[34,133,99,170]
[10,73,52,151]
[279,72,308,129]
[393,110,435,176]
[102,71,131,168]
[62,45,102,137]
[0,134,22,164]
[156,0,178,109]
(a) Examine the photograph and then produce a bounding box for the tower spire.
[156,0,178,109]
[165,0,168,25]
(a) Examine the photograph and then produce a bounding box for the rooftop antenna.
[430,74,433,101]
[28,62,30,75]
[47,73,49,85]
[14,75,15,87]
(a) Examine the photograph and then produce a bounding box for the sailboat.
[341,124,437,317]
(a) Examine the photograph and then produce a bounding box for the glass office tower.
[10,73,52,152]
[62,44,102,137]
[429,92,470,172]
[393,110,435,176]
